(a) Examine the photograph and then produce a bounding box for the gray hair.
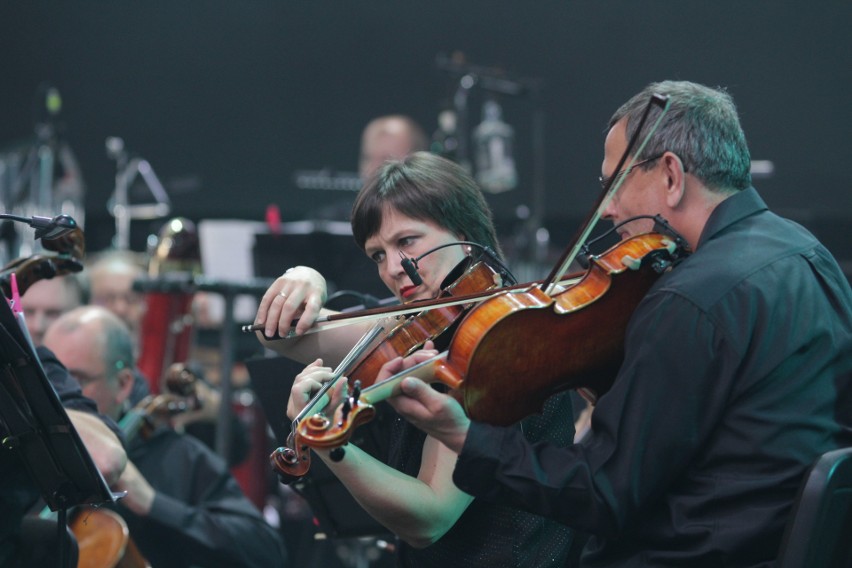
[609,80,752,193]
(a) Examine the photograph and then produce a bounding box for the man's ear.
[116,368,136,404]
[663,152,687,208]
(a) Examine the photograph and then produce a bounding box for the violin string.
[291,323,388,428]
[360,351,448,405]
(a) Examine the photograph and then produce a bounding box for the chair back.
[777,446,852,568]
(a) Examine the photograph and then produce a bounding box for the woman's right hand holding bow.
[255,266,328,338]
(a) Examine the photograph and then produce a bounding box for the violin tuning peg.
[329,447,346,462]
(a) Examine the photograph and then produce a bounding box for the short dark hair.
[351,151,503,259]
[609,80,752,193]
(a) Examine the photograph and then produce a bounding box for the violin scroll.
[270,431,314,478]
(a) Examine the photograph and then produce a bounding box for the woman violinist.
[254,152,578,566]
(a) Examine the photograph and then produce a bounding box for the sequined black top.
[389,390,577,567]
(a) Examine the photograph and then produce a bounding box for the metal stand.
[106,137,170,250]
[436,55,550,273]
[192,278,266,459]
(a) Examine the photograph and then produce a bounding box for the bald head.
[359,115,428,181]
[44,305,135,419]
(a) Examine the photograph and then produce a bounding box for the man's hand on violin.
[389,377,470,454]
[373,340,440,382]
[376,341,471,454]
[287,359,348,421]
[255,266,327,337]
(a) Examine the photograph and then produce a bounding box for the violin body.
[436,232,686,425]
[345,259,503,387]
[72,508,150,568]
[270,259,503,477]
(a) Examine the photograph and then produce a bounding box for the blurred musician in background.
[359,115,429,181]
[85,248,251,467]
[88,250,147,347]
[313,114,429,222]
[255,152,578,567]
[44,306,288,568]
[20,274,84,346]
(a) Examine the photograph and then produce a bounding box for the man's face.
[22,278,79,346]
[359,119,415,180]
[44,323,123,419]
[599,119,668,240]
[90,266,144,333]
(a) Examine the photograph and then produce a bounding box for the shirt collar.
[696,187,768,248]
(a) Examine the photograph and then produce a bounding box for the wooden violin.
[71,508,150,568]
[292,231,689,450]
[118,362,202,441]
[270,257,506,477]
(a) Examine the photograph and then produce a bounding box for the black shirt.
[453,187,852,567]
[118,427,287,568]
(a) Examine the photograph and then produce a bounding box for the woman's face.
[364,206,467,303]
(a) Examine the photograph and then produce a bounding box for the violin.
[71,508,150,568]
[0,223,86,298]
[345,258,504,388]
[292,231,688,451]
[118,362,202,441]
[270,257,506,477]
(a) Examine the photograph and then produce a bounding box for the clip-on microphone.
[399,241,516,288]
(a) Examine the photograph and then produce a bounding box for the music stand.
[0,297,116,568]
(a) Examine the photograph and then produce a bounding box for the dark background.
[2,1,850,274]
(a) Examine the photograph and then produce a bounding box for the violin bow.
[540,93,672,295]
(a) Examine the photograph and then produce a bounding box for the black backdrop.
[1,1,850,268]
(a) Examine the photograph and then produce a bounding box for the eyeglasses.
[599,154,664,191]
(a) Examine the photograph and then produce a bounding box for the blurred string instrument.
[0,214,85,298]
[71,363,202,568]
[274,93,693,466]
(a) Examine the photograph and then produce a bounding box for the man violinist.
[44,306,287,568]
[385,80,852,566]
